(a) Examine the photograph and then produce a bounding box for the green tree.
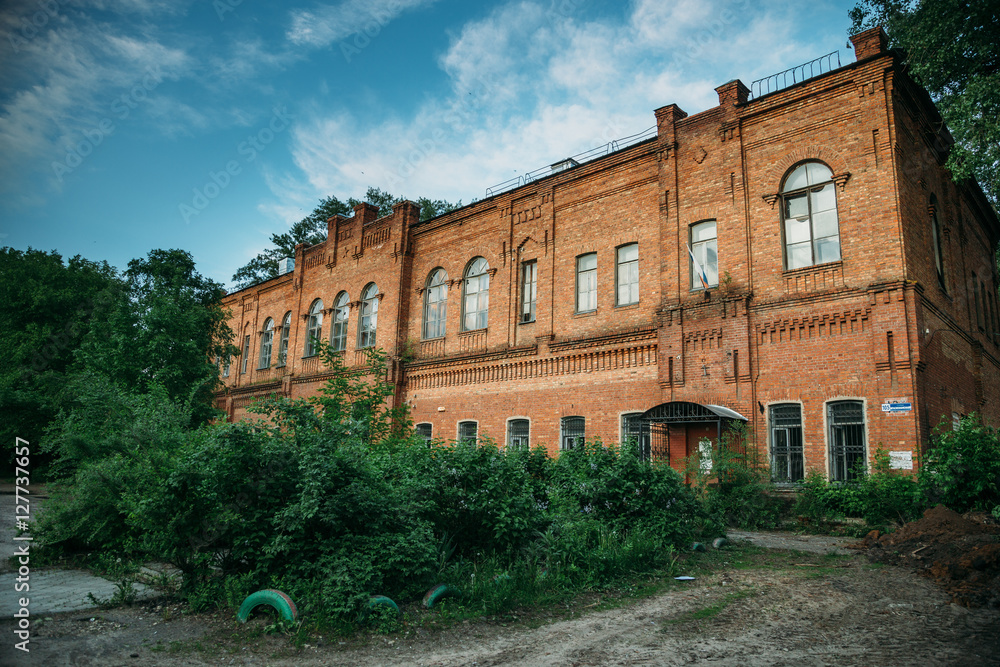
[232,187,461,288]
[849,0,1000,207]
[0,248,118,471]
[75,249,235,427]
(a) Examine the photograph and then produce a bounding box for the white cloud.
[286,0,440,48]
[277,0,850,211]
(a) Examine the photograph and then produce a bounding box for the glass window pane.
[618,244,638,262]
[787,242,812,269]
[703,240,718,285]
[691,221,716,243]
[785,216,811,244]
[806,162,833,185]
[812,209,839,239]
[785,193,809,219]
[810,184,837,212]
[813,235,841,264]
[579,254,596,271]
[783,165,809,191]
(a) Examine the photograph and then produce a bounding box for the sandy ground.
[2,537,998,667]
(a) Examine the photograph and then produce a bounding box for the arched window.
[358,283,379,348]
[331,291,349,352]
[462,258,489,331]
[276,311,291,366]
[780,162,840,270]
[930,195,945,289]
[258,318,274,369]
[423,268,448,339]
[560,416,585,450]
[305,299,324,357]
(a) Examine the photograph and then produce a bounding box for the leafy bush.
[683,425,784,530]
[919,415,1000,513]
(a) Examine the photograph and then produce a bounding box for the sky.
[0,0,860,289]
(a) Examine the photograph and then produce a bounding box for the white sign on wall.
[889,451,913,470]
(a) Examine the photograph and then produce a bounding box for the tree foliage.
[0,248,118,469]
[850,0,1000,207]
[231,187,461,288]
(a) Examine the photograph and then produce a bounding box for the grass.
[663,587,759,626]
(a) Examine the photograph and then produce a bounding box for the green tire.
[422,584,461,609]
[368,595,401,620]
[236,589,298,624]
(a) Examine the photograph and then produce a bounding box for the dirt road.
[4,537,998,666]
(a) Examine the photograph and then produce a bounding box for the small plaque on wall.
[889,451,913,470]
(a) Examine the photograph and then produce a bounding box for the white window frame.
[423,268,448,339]
[358,283,379,349]
[616,243,639,305]
[304,298,324,357]
[331,291,349,352]
[689,220,718,291]
[258,317,274,369]
[576,253,597,313]
[780,162,841,270]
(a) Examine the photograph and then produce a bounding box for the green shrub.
[919,414,1000,512]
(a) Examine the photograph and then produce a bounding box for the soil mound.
[860,505,1000,607]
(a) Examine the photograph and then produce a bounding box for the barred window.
[621,412,650,461]
[416,423,433,445]
[423,269,448,339]
[305,298,324,357]
[770,404,803,482]
[331,291,349,352]
[258,318,274,369]
[828,400,866,482]
[561,416,585,450]
[507,419,530,450]
[458,420,478,445]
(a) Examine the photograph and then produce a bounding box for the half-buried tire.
[422,584,461,609]
[237,589,299,624]
[368,595,402,620]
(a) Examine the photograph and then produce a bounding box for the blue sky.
[0,0,859,289]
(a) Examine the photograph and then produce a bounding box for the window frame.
[930,195,946,290]
[616,243,639,305]
[240,329,251,374]
[689,220,718,291]
[506,418,530,450]
[575,253,597,313]
[769,403,804,483]
[331,291,349,352]
[457,420,478,445]
[520,260,537,323]
[620,412,650,461]
[779,162,841,271]
[358,283,379,349]
[415,423,433,445]
[827,400,867,482]
[560,416,586,450]
[461,258,490,331]
[276,311,291,367]
[258,317,274,369]
[423,268,448,339]
[304,298,324,358]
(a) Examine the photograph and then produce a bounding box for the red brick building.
[217,28,1000,482]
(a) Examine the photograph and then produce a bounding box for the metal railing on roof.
[485,125,658,198]
[749,51,841,100]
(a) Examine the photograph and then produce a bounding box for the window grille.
[416,423,433,445]
[458,420,478,445]
[508,419,530,449]
[561,416,585,450]
[621,412,650,460]
[828,400,866,481]
[770,404,803,482]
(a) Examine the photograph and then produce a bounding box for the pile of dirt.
[859,505,1000,607]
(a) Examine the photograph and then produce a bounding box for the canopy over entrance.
[633,402,748,466]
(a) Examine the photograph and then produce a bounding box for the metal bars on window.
[828,400,866,481]
[507,419,529,450]
[560,416,585,450]
[621,412,650,460]
[458,420,478,445]
[770,404,803,482]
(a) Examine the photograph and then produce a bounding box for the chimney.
[850,26,888,61]
[354,202,380,225]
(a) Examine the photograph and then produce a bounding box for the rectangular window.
[240,335,250,374]
[521,261,537,323]
[973,274,983,330]
[828,401,866,482]
[690,221,718,290]
[507,419,530,450]
[560,416,585,450]
[576,254,597,312]
[621,412,650,461]
[616,243,639,305]
[221,356,230,378]
[458,421,478,445]
[770,404,804,482]
[415,423,433,445]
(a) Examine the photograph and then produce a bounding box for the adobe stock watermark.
[213,0,243,21]
[178,106,293,224]
[339,0,421,63]
[51,65,165,183]
[7,0,67,53]
[677,0,753,64]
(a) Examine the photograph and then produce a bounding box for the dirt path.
[4,535,998,666]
